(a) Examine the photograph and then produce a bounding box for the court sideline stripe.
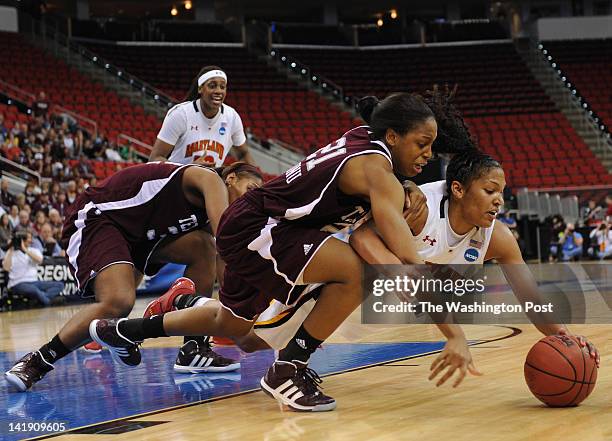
[26,326,522,440]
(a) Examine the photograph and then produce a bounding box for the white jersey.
[253,180,495,350]
[414,180,494,264]
[157,100,246,166]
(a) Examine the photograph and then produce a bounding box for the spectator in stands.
[33,223,64,257]
[74,129,84,156]
[53,192,69,218]
[31,152,44,175]
[34,91,49,119]
[498,208,517,230]
[14,209,34,235]
[8,205,19,229]
[76,156,92,179]
[560,223,583,261]
[150,65,254,166]
[63,131,75,158]
[582,199,603,227]
[48,208,63,237]
[1,178,14,209]
[548,214,565,262]
[82,138,95,159]
[49,182,60,202]
[24,181,38,206]
[118,141,136,161]
[33,191,52,215]
[589,222,611,259]
[0,114,7,143]
[606,195,612,218]
[0,213,12,251]
[65,180,78,204]
[2,231,64,306]
[33,210,47,235]
[15,193,27,212]
[76,177,87,193]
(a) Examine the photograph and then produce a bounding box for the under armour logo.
[423,235,436,246]
[303,244,313,255]
[191,125,198,131]
[295,338,307,349]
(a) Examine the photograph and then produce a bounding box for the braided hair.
[445,148,502,195]
[423,84,476,155]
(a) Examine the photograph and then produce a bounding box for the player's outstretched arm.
[487,222,599,365]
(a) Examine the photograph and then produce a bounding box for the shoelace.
[295,367,324,395]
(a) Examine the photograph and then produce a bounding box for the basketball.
[524,335,598,407]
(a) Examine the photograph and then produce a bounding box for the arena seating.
[0,31,161,145]
[83,43,360,153]
[543,39,612,131]
[281,43,612,188]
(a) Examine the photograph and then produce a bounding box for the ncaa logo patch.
[464,248,479,262]
[219,126,226,135]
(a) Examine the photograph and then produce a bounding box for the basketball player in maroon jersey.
[91,91,480,412]
[4,162,263,392]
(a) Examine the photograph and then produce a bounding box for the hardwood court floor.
[1,298,610,441]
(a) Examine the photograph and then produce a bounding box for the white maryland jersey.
[157,100,246,166]
[414,180,494,264]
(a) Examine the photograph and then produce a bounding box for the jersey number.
[305,137,347,171]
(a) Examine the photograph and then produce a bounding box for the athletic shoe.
[81,341,103,353]
[260,361,336,412]
[212,336,235,346]
[89,318,141,367]
[173,339,240,373]
[143,277,195,318]
[4,351,54,392]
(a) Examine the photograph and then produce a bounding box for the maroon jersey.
[63,162,211,247]
[243,126,391,232]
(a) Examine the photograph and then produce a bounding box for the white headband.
[198,70,227,87]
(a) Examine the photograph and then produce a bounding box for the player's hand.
[559,328,600,367]
[429,336,482,388]
[193,155,215,166]
[403,181,427,226]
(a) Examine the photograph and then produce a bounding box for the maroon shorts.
[61,204,165,297]
[216,197,334,320]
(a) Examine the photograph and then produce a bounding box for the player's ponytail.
[424,84,477,156]
[359,92,434,140]
[445,148,502,195]
[185,65,224,102]
[357,96,380,124]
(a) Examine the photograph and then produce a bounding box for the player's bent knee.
[99,294,135,317]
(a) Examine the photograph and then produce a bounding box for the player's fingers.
[430,353,445,371]
[429,357,448,380]
[436,365,457,387]
[467,361,483,376]
[453,365,468,388]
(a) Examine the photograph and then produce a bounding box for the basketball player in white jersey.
[145,66,254,371]
[150,65,254,166]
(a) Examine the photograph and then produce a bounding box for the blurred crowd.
[0,95,143,262]
[548,195,612,261]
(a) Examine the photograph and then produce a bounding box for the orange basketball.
[524,335,597,407]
